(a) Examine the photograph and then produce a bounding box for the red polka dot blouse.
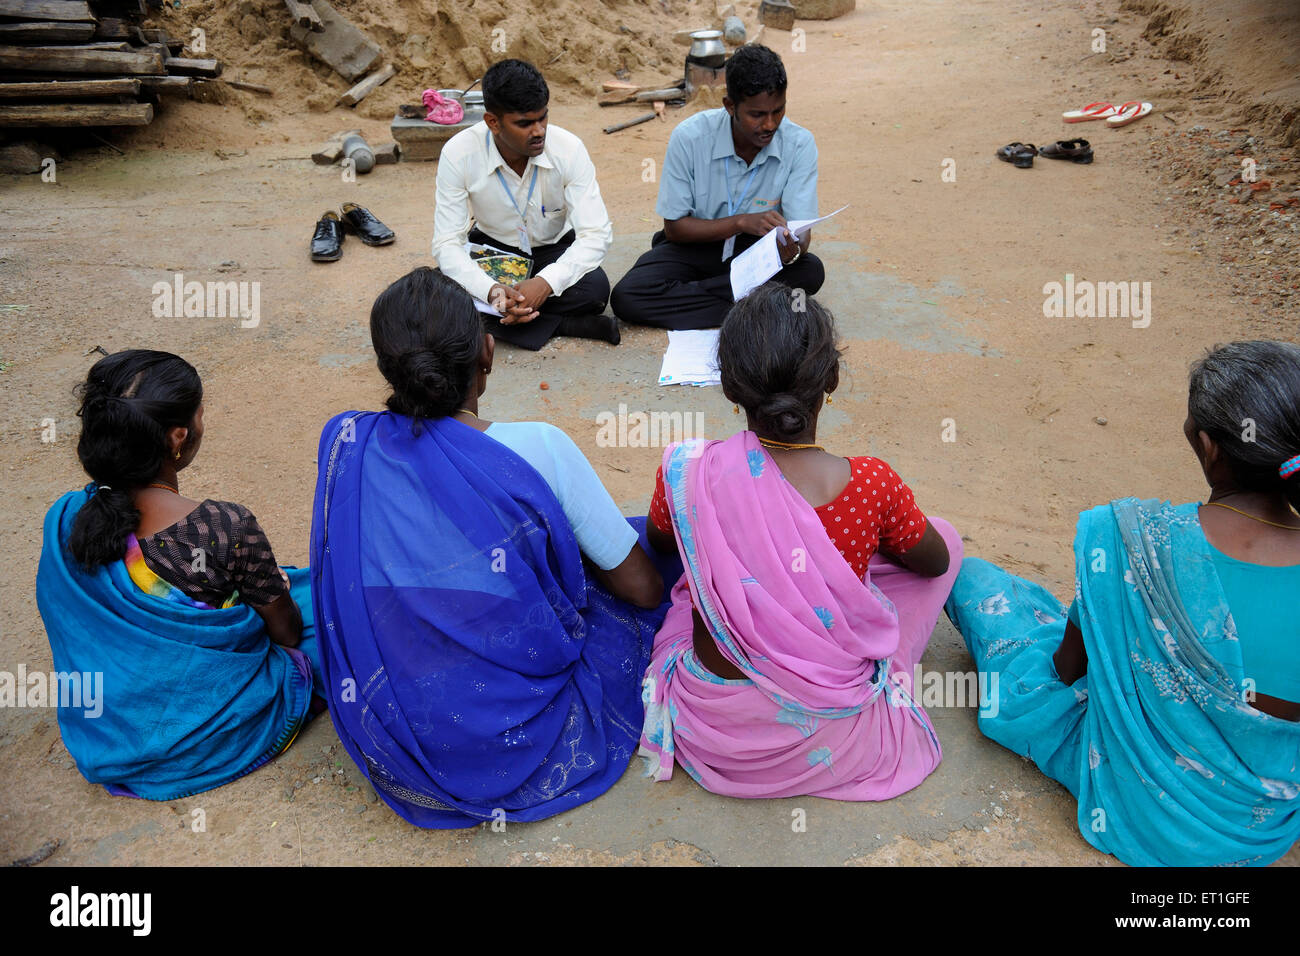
[649,456,928,579]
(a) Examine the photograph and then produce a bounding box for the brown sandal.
[996,142,1038,168]
[1039,138,1094,163]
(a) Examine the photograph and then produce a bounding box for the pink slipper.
[1062,101,1117,123]
[1105,101,1153,127]
[422,89,465,125]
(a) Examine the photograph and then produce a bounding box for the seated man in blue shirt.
[611,44,824,330]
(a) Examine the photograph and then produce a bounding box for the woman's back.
[1199,505,1300,718]
[312,266,671,828]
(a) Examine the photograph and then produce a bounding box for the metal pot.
[437,88,485,123]
[687,30,727,68]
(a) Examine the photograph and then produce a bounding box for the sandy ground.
[1,0,1298,866]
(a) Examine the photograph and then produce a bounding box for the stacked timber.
[0,0,221,128]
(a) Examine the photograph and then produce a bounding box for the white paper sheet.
[658,329,721,387]
[728,204,849,301]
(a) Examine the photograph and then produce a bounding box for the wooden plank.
[0,21,95,43]
[222,78,272,94]
[603,113,655,135]
[0,101,153,126]
[0,77,139,97]
[598,89,637,106]
[289,0,380,82]
[0,45,164,74]
[164,56,220,77]
[140,28,183,54]
[0,0,93,22]
[284,0,323,32]
[338,62,393,106]
[92,17,128,39]
[634,87,686,102]
[138,74,190,93]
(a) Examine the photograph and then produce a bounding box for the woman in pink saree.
[639,283,963,799]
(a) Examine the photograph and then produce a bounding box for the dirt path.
[1,0,1296,866]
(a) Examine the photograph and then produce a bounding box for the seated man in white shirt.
[432,59,620,350]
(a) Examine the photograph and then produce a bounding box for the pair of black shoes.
[996,139,1094,168]
[311,203,395,261]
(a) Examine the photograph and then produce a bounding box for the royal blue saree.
[947,498,1300,866]
[310,412,670,828]
[36,488,318,800]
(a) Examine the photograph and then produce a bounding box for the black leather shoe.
[339,202,396,246]
[310,210,344,262]
[558,312,620,345]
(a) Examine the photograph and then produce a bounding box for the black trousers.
[467,227,610,351]
[610,230,826,330]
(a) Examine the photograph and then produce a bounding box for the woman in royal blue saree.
[311,268,674,828]
[947,341,1300,866]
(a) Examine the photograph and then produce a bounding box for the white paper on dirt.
[728,204,849,301]
[658,329,721,386]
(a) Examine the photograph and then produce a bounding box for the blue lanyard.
[726,161,760,217]
[494,165,538,220]
[488,129,540,221]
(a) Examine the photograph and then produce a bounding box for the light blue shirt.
[655,108,818,223]
[485,421,637,571]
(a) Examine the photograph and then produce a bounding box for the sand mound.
[146,0,751,125]
[1121,0,1300,145]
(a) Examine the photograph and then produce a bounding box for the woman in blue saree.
[947,341,1300,866]
[37,350,321,801]
[311,267,676,828]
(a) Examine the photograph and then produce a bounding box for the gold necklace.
[1204,501,1300,531]
[456,408,479,419]
[757,437,824,451]
[147,481,179,494]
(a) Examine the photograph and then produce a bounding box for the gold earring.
[826,394,833,406]
[175,450,181,460]
[733,404,739,415]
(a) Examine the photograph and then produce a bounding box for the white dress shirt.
[431,121,613,303]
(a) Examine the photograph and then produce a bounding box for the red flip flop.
[1062,102,1117,123]
[1106,101,1153,127]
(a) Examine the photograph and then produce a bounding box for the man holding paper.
[611,44,824,330]
[432,59,620,350]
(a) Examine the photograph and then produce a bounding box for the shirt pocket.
[536,177,568,222]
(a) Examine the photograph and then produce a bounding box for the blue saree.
[309,411,671,828]
[947,498,1300,866]
[36,488,319,801]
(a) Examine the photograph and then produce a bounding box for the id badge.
[722,235,735,261]
[517,225,532,256]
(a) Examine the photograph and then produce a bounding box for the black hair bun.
[757,392,811,440]
[397,349,460,418]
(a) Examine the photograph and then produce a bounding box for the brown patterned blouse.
[136,499,288,608]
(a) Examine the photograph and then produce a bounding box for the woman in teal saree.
[947,341,1300,866]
